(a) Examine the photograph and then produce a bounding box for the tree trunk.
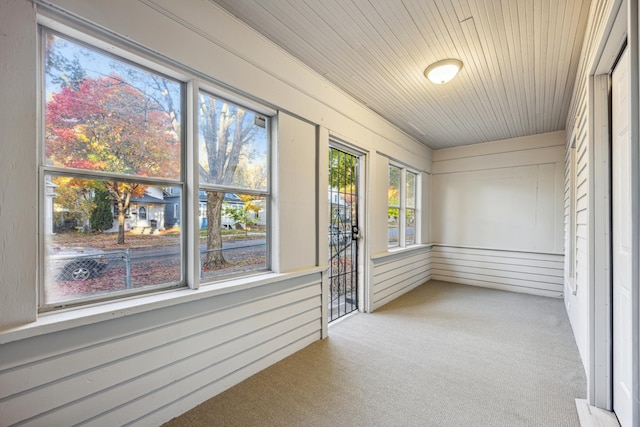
[204,191,226,269]
[117,200,126,245]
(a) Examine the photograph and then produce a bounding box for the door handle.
[351,225,359,240]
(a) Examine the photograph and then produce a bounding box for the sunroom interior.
[1,0,639,426]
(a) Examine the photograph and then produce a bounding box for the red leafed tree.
[46,75,180,244]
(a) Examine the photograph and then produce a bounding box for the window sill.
[371,243,433,260]
[0,267,325,345]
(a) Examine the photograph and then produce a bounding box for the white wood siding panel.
[5,310,320,426]
[374,265,431,301]
[433,244,564,263]
[431,246,564,298]
[431,265,563,286]
[432,145,565,175]
[563,0,610,376]
[431,131,566,162]
[371,247,432,310]
[0,294,319,407]
[432,258,563,278]
[82,319,319,426]
[0,273,322,426]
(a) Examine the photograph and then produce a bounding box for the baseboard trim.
[575,399,620,427]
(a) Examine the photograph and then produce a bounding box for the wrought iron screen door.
[328,147,360,322]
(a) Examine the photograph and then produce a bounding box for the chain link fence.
[50,250,132,288]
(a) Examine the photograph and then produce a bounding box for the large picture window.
[42,30,184,307]
[388,164,419,248]
[41,28,271,309]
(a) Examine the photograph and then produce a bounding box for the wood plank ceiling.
[210,0,591,149]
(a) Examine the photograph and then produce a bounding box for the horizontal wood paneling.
[0,273,323,426]
[432,145,565,175]
[432,131,566,162]
[431,246,564,298]
[371,247,432,310]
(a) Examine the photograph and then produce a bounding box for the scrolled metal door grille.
[328,147,359,322]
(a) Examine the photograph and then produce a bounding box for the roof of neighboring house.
[198,191,244,204]
[130,194,170,204]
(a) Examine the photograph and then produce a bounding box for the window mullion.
[198,183,269,197]
[415,173,421,245]
[187,80,200,289]
[399,168,406,247]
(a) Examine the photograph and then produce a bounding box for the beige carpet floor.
[163,280,586,426]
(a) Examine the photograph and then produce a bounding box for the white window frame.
[388,164,401,248]
[39,26,187,310]
[38,20,275,311]
[388,162,420,249]
[405,170,418,246]
[195,85,272,284]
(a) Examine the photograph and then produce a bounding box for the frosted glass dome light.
[424,59,463,84]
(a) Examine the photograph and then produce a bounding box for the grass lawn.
[50,229,181,250]
[50,226,266,250]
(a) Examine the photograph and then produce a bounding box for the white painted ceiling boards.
[210,0,591,149]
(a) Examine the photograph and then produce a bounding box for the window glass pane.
[406,208,416,245]
[329,149,357,196]
[388,207,399,247]
[388,165,400,207]
[388,165,400,248]
[44,175,182,305]
[44,33,182,180]
[199,191,267,279]
[406,172,416,209]
[198,92,268,191]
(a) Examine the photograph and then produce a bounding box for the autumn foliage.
[46,75,180,178]
[46,75,180,243]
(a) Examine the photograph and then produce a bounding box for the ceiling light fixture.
[424,59,463,84]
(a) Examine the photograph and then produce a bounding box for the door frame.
[319,131,369,335]
[589,1,640,424]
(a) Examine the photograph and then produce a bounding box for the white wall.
[562,0,639,411]
[0,0,432,425]
[0,0,38,327]
[273,112,317,273]
[563,0,615,388]
[431,131,566,296]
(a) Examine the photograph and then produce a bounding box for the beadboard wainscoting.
[431,246,565,298]
[371,246,433,310]
[0,272,323,426]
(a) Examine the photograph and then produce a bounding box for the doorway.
[328,146,361,322]
[611,46,633,427]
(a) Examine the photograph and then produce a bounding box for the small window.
[138,207,147,220]
[197,91,270,280]
[388,164,419,248]
[406,171,417,245]
[388,165,400,247]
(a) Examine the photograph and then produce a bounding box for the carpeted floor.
[163,280,586,427]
